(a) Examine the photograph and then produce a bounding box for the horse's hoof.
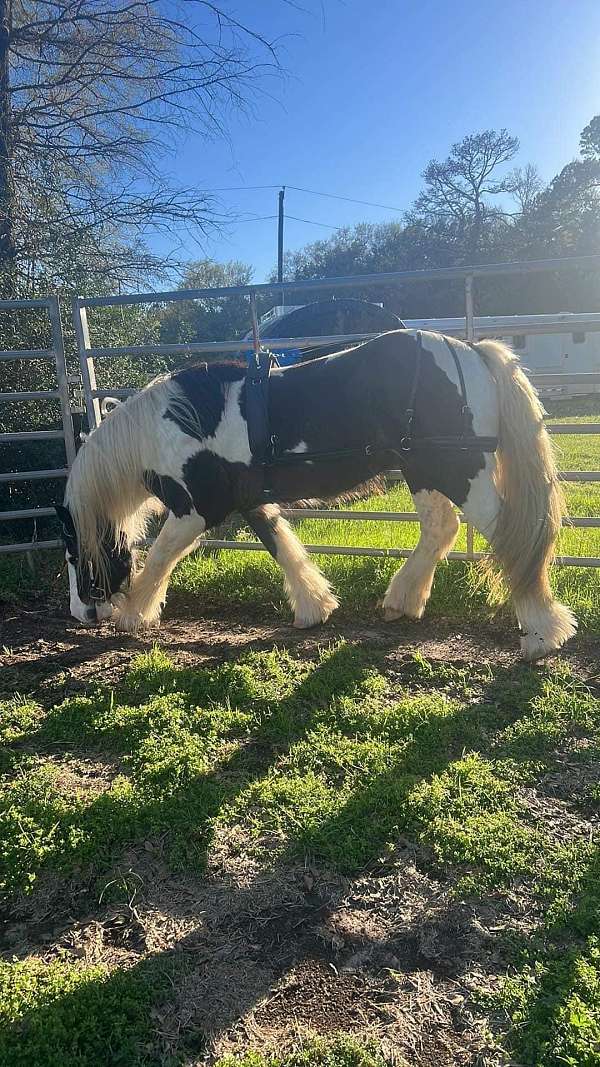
[383,603,425,622]
[383,606,402,622]
[293,615,323,629]
[114,611,144,634]
[293,594,338,629]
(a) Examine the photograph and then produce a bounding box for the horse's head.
[55,503,134,625]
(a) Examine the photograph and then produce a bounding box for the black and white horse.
[56,330,576,660]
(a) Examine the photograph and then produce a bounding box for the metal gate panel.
[0,296,75,554]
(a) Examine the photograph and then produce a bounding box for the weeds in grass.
[215,1038,395,1067]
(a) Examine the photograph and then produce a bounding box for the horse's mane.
[65,377,170,591]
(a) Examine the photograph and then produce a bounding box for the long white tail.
[475,339,577,658]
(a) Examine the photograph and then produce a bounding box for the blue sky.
[157,0,600,281]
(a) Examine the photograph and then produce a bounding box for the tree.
[580,115,600,160]
[411,129,520,261]
[159,258,256,349]
[282,122,600,317]
[505,163,544,216]
[0,0,14,266]
[515,116,600,263]
[0,1,282,293]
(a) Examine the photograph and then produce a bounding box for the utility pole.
[277,185,285,306]
[0,0,15,288]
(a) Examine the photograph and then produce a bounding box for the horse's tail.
[474,338,576,655]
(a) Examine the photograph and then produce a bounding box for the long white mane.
[64,378,170,588]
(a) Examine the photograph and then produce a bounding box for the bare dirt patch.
[2,598,600,702]
[50,755,122,796]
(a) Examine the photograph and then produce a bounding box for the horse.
[55,329,577,661]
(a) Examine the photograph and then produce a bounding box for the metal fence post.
[72,297,100,429]
[464,273,476,556]
[48,296,76,466]
[465,273,475,342]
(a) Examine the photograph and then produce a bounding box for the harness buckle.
[461,403,471,435]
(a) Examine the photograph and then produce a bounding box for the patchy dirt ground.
[1,597,599,1066]
[2,591,600,697]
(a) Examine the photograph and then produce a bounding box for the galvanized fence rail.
[72,255,600,569]
[3,258,599,563]
[0,296,76,555]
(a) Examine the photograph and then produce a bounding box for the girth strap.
[245,349,278,462]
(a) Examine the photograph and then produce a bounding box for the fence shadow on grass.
[0,652,575,1065]
[485,842,600,1066]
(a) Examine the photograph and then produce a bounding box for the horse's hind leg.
[383,490,460,621]
[115,511,206,632]
[245,504,338,628]
[460,458,575,660]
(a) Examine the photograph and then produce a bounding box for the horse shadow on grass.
[1,651,578,1065]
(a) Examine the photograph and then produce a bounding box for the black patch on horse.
[165,362,246,441]
[394,336,486,506]
[163,333,487,527]
[181,450,246,529]
[143,470,193,518]
[55,503,78,558]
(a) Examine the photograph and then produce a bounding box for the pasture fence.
[2,257,600,565]
[0,296,76,556]
[72,255,600,568]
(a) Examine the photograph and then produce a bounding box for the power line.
[287,184,405,214]
[230,212,339,230]
[207,182,405,214]
[286,214,339,230]
[234,214,278,223]
[209,185,281,191]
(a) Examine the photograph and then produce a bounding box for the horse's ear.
[55,504,76,536]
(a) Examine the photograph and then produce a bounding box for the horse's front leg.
[114,511,205,633]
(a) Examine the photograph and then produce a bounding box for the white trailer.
[260,305,600,397]
[406,313,600,396]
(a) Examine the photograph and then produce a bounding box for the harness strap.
[267,437,498,467]
[400,329,424,445]
[246,348,279,463]
[442,336,471,435]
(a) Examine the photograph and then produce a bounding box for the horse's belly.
[266,457,382,503]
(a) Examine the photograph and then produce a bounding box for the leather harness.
[244,331,499,471]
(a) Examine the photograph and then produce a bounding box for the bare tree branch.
[0,0,285,290]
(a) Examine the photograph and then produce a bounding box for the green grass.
[1,644,600,1063]
[214,1039,395,1067]
[0,957,170,1067]
[3,646,598,894]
